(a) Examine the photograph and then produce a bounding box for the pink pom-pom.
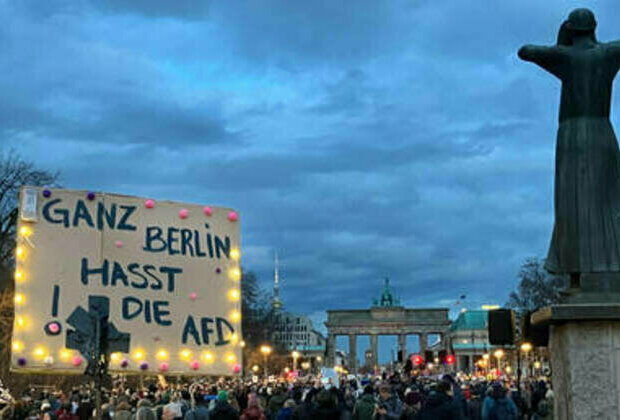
[190,292,197,301]
[203,206,213,216]
[233,364,241,374]
[72,356,83,367]
[190,360,200,370]
[49,322,60,334]
[228,211,238,222]
[179,208,189,219]
[115,240,123,248]
[145,199,155,209]
[160,362,169,372]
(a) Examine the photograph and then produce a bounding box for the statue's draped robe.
[520,41,620,273]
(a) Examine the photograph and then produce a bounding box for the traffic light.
[411,355,424,366]
[445,354,455,365]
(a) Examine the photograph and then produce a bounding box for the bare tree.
[506,257,566,312]
[0,151,57,290]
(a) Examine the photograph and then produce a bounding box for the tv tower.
[272,252,282,312]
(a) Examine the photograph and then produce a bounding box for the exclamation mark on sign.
[44,285,62,336]
[51,285,59,317]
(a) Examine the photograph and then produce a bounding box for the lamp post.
[260,345,272,376]
[493,349,504,376]
[520,342,533,379]
[292,350,300,371]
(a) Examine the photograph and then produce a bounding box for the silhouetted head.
[567,8,596,33]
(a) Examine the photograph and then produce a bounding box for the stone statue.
[519,8,620,291]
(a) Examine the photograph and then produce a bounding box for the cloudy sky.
[3,0,620,354]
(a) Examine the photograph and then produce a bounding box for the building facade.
[272,311,326,350]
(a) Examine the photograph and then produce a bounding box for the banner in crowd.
[11,187,242,376]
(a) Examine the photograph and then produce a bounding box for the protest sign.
[11,187,242,376]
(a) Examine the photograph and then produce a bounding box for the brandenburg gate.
[324,279,451,371]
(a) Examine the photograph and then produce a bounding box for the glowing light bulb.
[228,289,240,301]
[133,349,145,360]
[180,349,192,361]
[230,249,241,261]
[59,349,72,361]
[15,270,23,283]
[16,247,25,260]
[226,353,236,364]
[156,350,168,360]
[229,267,241,281]
[12,341,23,352]
[14,293,25,305]
[33,346,46,359]
[202,351,214,362]
[16,316,25,329]
[19,226,32,237]
[230,310,241,322]
[230,333,239,344]
[110,353,121,362]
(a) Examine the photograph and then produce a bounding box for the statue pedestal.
[532,304,620,419]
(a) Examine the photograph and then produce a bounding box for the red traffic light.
[411,355,423,366]
[445,355,455,365]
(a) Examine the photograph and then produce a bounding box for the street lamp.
[494,350,504,373]
[252,365,260,373]
[292,350,300,371]
[260,345,272,376]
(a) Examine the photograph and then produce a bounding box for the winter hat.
[405,391,422,406]
[217,390,228,401]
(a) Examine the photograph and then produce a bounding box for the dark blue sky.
[3,1,620,336]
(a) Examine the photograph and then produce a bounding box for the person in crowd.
[374,383,402,420]
[482,382,518,420]
[241,393,266,420]
[399,390,422,420]
[352,385,375,420]
[275,399,295,420]
[418,381,460,420]
[210,390,238,420]
[310,389,340,420]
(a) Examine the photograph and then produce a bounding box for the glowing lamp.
[12,341,23,352]
[225,353,236,364]
[133,349,145,360]
[32,346,46,359]
[202,351,214,362]
[16,247,25,259]
[228,289,240,301]
[15,270,23,283]
[230,248,240,261]
[110,353,121,362]
[180,349,192,361]
[19,226,32,237]
[156,350,168,360]
[230,310,241,322]
[14,293,25,305]
[59,349,72,361]
[229,267,241,281]
[252,365,259,372]
[15,316,25,329]
[520,342,533,353]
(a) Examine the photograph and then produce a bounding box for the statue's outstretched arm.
[518,45,565,78]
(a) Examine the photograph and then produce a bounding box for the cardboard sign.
[11,187,242,376]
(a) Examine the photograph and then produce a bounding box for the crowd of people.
[0,372,554,420]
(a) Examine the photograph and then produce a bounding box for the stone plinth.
[532,304,620,420]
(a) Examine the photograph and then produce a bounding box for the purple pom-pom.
[215,267,222,274]
[120,359,129,368]
[87,192,96,201]
[140,362,149,370]
[18,357,27,366]
[42,189,51,198]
